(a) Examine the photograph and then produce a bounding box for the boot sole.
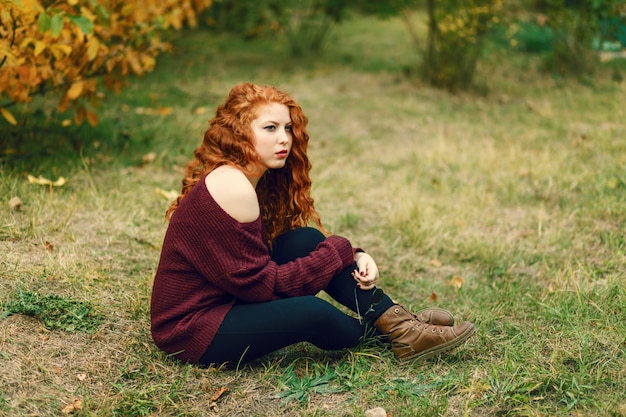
[398,323,476,362]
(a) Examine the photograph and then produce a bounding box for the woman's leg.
[199,296,366,365]
[201,228,387,365]
[272,227,394,320]
[270,228,475,363]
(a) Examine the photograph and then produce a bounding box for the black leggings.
[199,227,394,366]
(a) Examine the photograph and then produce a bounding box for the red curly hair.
[166,83,327,244]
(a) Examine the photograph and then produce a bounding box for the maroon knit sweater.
[150,179,356,364]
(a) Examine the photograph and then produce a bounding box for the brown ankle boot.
[374,305,475,362]
[415,308,454,326]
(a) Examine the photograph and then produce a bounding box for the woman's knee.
[272,227,326,264]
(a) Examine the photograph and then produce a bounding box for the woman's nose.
[278,129,289,144]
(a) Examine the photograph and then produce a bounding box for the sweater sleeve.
[175,188,356,303]
[190,221,354,302]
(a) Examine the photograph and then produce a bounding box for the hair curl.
[166,83,327,244]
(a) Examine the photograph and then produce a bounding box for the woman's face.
[249,102,293,173]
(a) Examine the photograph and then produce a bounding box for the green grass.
[1,12,626,417]
[2,288,102,333]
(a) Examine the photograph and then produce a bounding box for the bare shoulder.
[205,165,259,223]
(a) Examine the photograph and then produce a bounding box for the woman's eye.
[264,125,276,131]
[285,125,293,132]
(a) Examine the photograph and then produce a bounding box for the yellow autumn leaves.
[438,1,503,41]
[0,106,16,124]
[27,174,67,187]
[6,174,66,211]
[9,167,174,209]
[25,174,67,194]
[0,0,213,126]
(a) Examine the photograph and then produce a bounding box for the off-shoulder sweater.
[150,178,356,364]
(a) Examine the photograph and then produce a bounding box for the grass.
[1,11,626,417]
[1,289,102,333]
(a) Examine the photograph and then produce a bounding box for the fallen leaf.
[206,386,229,411]
[76,373,87,381]
[61,399,82,414]
[142,152,157,164]
[365,407,388,417]
[448,276,465,290]
[156,188,179,201]
[526,99,552,117]
[429,258,442,267]
[194,106,207,115]
[45,241,54,252]
[9,196,22,210]
[209,386,228,402]
[156,106,173,115]
[427,291,437,303]
[27,175,67,187]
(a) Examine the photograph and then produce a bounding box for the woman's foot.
[374,305,475,362]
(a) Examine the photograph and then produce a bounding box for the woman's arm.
[181,167,356,302]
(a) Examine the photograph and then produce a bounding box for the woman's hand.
[352,252,379,290]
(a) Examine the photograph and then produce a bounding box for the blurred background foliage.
[1,0,625,131]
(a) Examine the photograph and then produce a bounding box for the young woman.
[150,83,475,366]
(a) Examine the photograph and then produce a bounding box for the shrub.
[420,0,503,92]
[204,0,347,57]
[534,0,625,76]
[0,0,213,126]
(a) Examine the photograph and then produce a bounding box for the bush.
[203,0,347,57]
[534,0,625,76]
[0,0,212,126]
[420,0,503,92]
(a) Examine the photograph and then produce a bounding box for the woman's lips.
[276,150,288,158]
